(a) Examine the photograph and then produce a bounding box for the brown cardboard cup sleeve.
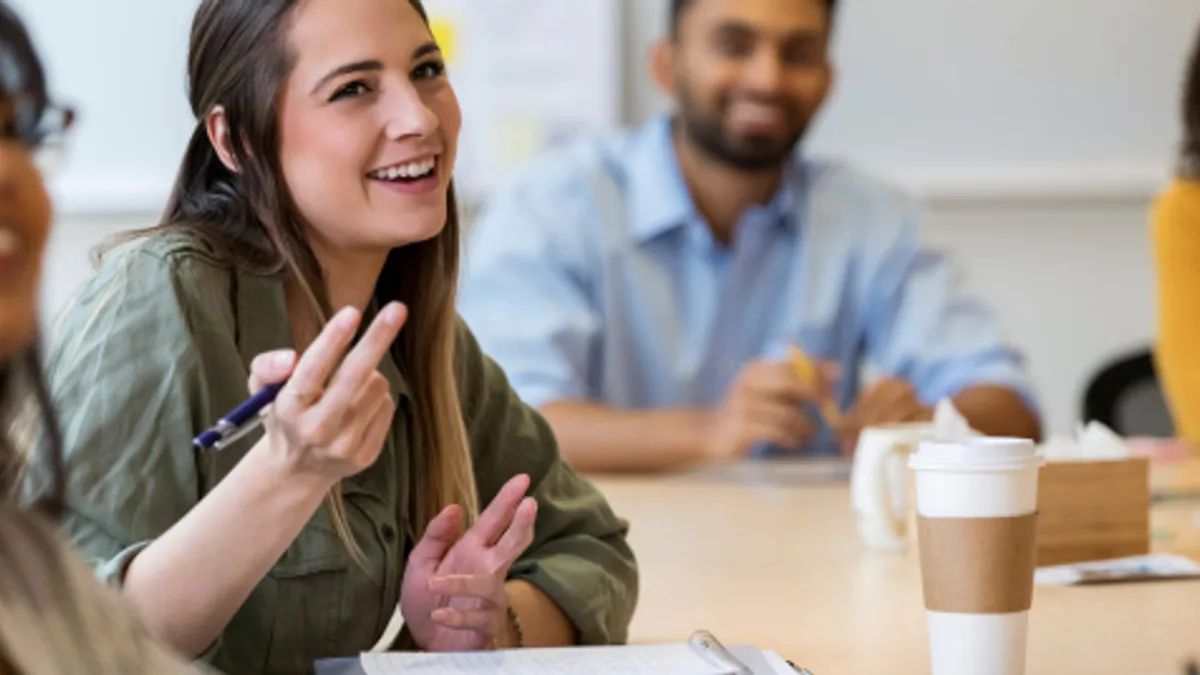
[918,513,1038,614]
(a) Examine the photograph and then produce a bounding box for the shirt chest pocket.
[261,516,351,675]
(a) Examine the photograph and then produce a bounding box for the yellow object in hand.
[788,345,818,384]
[788,345,842,428]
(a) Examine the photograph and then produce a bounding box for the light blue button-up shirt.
[458,114,1038,455]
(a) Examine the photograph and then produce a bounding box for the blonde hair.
[0,506,207,674]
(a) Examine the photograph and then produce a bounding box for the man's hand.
[838,378,933,453]
[704,359,837,462]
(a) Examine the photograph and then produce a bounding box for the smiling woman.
[32,0,637,673]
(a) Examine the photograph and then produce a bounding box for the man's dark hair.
[669,0,838,37]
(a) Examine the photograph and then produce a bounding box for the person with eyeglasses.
[0,4,214,674]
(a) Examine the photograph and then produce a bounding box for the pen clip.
[687,630,752,675]
[211,415,266,452]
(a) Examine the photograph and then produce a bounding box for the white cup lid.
[908,437,1044,472]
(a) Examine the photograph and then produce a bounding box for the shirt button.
[381,524,396,542]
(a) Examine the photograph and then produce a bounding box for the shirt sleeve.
[457,174,601,408]
[1152,184,1200,441]
[862,201,1039,414]
[455,319,638,645]
[31,247,239,660]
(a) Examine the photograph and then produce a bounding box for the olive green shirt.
[35,232,638,675]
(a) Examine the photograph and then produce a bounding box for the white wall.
[623,0,1197,191]
[35,0,1179,436]
[921,196,1156,436]
[23,0,1197,211]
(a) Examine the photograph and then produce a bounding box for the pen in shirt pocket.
[192,382,285,451]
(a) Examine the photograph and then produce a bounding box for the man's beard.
[677,86,807,172]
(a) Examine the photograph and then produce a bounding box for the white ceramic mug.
[850,422,937,550]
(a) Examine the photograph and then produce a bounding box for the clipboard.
[688,630,814,674]
[315,628,815,674]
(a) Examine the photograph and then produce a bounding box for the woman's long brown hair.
[98,0,478,552]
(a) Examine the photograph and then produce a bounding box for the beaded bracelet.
[506,605,525,648]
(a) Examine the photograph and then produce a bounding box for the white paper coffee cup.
[909,437,1045,675]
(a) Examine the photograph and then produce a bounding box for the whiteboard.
[12,0,620,215]
[630,0,1200,199]
[421,0,622,204]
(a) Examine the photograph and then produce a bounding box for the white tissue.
[1040,433,1082,461]
[1075,420,1131,459]
[1040,420,1131,461]
[932,398,980,440]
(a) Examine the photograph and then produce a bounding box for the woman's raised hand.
[247,302,406,481]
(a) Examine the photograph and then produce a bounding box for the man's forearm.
[952,385,1043,441]
[538,400,711,473]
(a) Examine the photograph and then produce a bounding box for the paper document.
[359,644,736,675]
[1035,553,1200,586]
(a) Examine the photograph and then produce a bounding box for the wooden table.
[592,460,1200,675]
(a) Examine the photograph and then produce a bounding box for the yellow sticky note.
[429,17,457,64]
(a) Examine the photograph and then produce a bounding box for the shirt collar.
[627,113,806,244]
[627,114,697,243]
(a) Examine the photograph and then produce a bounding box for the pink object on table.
[1127,437,1197,462]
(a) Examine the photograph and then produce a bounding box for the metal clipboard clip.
[688,630,752,675]
[687,630,815,675]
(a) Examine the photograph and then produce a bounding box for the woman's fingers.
[300,304,405,439]
[408,505,464,568]
[430,607,493,630]
[349,383,396,463]
[247,349,296,394]
[318,303,407,411]
[492,497,537,566]
[326,374,392,460]
[428,574,496,599]
[275,307,361,418]
[467,474,531,548]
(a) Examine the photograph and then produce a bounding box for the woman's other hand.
[401,474,538,652]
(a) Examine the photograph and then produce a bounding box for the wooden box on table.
[1035,457,1151,567]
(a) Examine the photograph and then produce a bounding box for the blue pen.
[193,382,285,451]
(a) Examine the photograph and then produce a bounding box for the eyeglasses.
[0,93,74,146]
[28,103,75,177]
[23,103,75,149]
[0,96,77,177]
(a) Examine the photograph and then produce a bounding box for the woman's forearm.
[122,438,334,657]
[503,580,576,648]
